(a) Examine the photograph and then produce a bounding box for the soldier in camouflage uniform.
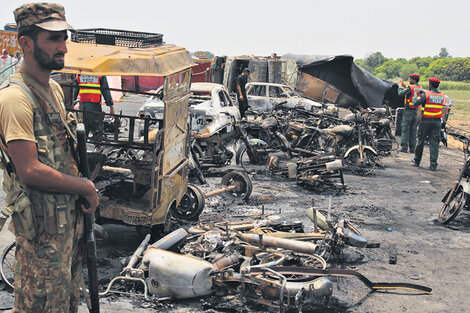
[0,3,99,312]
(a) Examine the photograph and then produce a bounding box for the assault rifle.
[76,123,100,313]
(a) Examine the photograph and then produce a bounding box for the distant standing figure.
[13,51,23,71]
[236,68,250,118]
[412,77,446,171]
[397,74,422,153]
[74,74,115,138]
[0,49,15,84]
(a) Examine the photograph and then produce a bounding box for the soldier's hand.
[81,179,99,214]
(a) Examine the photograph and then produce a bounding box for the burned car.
[246,82,324,112]
[137,83,240,136]
[188,82,240,134]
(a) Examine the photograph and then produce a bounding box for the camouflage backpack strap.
[7,74,39,110]
[18,73,77,144]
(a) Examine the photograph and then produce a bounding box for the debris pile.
[99,208,431,312]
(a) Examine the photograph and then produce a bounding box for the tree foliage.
[399,63,419,79]
[355,48,470,82]
[439,47,450,58]
[362,52,387,73]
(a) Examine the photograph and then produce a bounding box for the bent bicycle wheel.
[1,241,16,290]
[439,190,466,225]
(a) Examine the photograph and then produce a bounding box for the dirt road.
[1,146,469,312]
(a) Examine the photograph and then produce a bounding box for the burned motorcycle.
[439,131,470,224]
[235,112,291,174]
[191,113,239,167]
[240,110,291,155]
[325,108,379,175]
[367,107,397,154]
[284,120,329,157]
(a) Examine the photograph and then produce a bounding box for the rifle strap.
[0,135,14,176]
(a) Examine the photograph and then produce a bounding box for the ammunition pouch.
[10,190,77,241]
[4,172,77,241]
[10,191,37,240]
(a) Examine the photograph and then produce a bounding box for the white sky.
[1,0,468,60]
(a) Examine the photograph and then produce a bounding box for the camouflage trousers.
[12,210,83,313]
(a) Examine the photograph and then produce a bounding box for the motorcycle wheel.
[344,148,377,176]
[235,145,269,174]
[439,189,466,225]
[296,134,321,156]
[1,241,15,290]
[171,184,205,221]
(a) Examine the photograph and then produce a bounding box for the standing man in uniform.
[236,68,250,118]
[74,74,114,138]
[397,74,422,153]
[0,3,99,312]
[412,77,446,171]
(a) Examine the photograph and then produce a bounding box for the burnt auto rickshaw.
[58,30,205,233]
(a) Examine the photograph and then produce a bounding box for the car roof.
[191,82,226,92]
[246,82,291,88]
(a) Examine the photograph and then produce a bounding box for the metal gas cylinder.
[142,248,213,299]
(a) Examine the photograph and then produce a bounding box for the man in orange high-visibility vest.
[74,74,114,138]
[397,74,422,153]
[411,77,446,171]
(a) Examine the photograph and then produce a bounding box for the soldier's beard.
[33,42,64,71]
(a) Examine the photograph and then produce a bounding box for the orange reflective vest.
[77,74,102,103]
[404,84,422,109]
[422,90,446,118]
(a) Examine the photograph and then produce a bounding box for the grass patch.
[444,89,470,133]
[439,81,470,91]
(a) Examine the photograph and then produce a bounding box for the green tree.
[374,59,404,79]
[442,58,470,81]
[410,56,435,72]
[439,47,450,58]
[362,52,387,73]
[425,58,451,78]
[399,63,419,79]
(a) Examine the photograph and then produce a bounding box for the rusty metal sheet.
[153,164,188,224]
[59,41,195,76]
[324,87,339,103]
[297,72,356,108]
[162,69,191,174]
[297,72,329,101]
[147,68,191,224]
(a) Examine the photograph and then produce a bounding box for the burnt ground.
[1,145,470,313]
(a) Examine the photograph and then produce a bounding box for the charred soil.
[1,145,469,313]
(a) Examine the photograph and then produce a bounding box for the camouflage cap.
[14,3,74,31]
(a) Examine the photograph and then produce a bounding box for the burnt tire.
[171,184,205,221]
[439,189,466,225]
[220,171,252,200]
[344,148,377,176]
[235,144,268,174]
[1,241,15,290]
